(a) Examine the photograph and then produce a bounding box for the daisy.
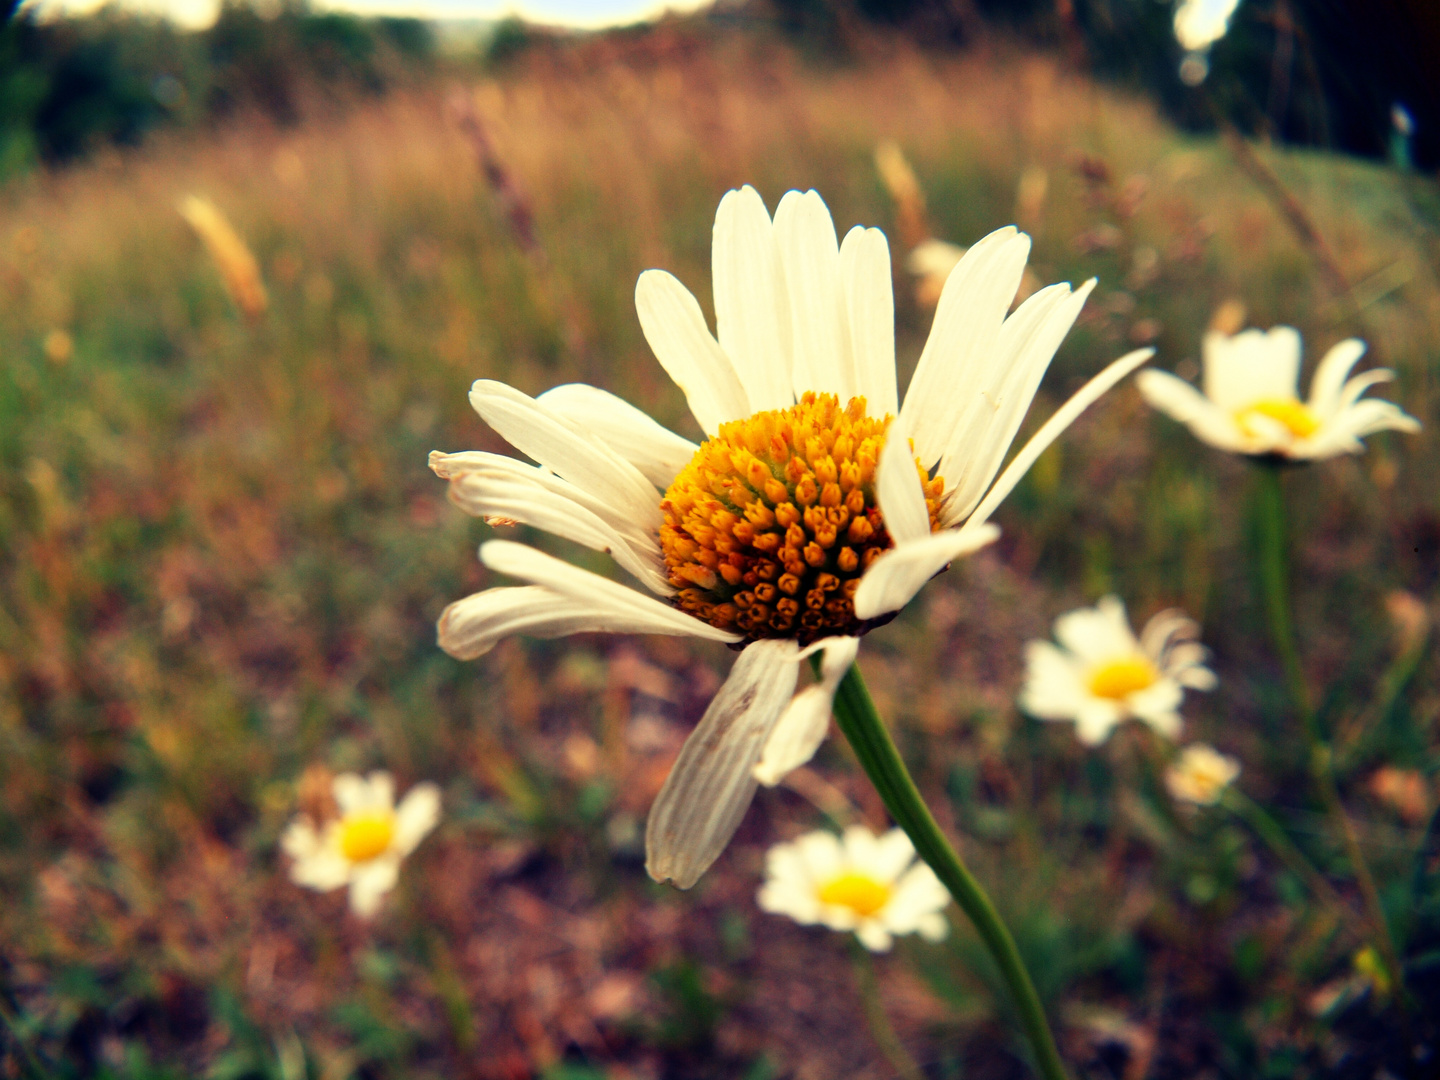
[431,185,1152,888]
[758,826,949,952]
[1165,743,1241,805]
[1020,596,1216,744]
[281,771,440,917]
[1136,326,1420,460]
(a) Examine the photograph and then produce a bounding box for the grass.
[0,22,1437,1080]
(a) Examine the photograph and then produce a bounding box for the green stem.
[849,939,925,1080]
[830,664,1070,1080]
[1253,464,1408,1012]
[1223,788,1349,918]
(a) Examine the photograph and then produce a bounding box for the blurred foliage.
[0,0,436,174]
[0,13,1436,1080]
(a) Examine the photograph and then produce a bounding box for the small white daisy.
[1020,596,1216,745]
[281,771,440,917]
[758,825,949,953]
[433,185,1151,888]
[1137,326,1420,460]
[1165,743,1241,805]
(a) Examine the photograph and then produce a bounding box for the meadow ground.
[0,22,1438,1080]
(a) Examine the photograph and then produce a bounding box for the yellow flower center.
[338,811,395,863]
[660,392,944,644]
[1234,398,1319,440]
[818,872,892,917]
[1087,656,1159,700]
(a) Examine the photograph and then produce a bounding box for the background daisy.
[1019,596,1216,744]
[282,771,440,917]
[758,826,950,952]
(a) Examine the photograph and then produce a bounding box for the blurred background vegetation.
[0,0,1437,1078]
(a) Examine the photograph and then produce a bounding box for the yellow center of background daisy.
[1087,656,1158,700]
[339,811,395,862]
[1234,398,1320,440]
[818,871,892,917]
[660,392,944,644]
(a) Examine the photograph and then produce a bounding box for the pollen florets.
[660,392,944,644]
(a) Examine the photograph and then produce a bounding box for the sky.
[23,0,711,30]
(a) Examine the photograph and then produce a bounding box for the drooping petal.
[840,225,898,417]
[392,783,442,855]
[635,269,751,436]
[938,280,1095,524]
[854,920,894,952]
[438,585,719,660]
[1135,369,1248,453]
[446,472,671,595]
[1126,680,1185,739]
[347,858,400,918]
[646,640,802,888]
[431,451,658,555]
[478,543,743,643]
[469,381,661,532]
[753,636,860,786]
[536,383,698,488]
[712,186,793,413]
[774,189,850,401]
[900,227,1031,469]
[961,348,1153,534]
[1305,338,1367,418]
[853,525,1000,622]
[874,413,929,546]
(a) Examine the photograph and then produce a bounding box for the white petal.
[446,472,671,595]
[364,771,396,811]
[712,186,793,413]
[646,640,802,888]
[853,525,999,621]
[1054,597,1138,663]
[753,636,860,786]
[939,280,1095,525]
[347,858,400,918]
[774,190,850,400]
[840,226,898,417]
[332,773,368,814]
[431,450,657,553]
[962,348,1153,533]
[874,413,929,546]
[393,783,441,854]
[916,912,949,941]
[536,383,697,488]
[281,818,321,861]
[469,381,660,532]
[1305,339,1367,418]
[635,269,751,436]
[900,228,1031,469]
[1135,369,1249,453]
[479,540,740,644]
[794,829,845,883]
[289,849,352,892]
[1203,327,1301,410]
[854,920,894,952]
[438,585,694,660]
[1017,641,1090,719]
[1073,700,1124,745]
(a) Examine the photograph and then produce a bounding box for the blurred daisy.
[758,826,949,952]
[1165,743,1240,805]
[432,184,1151,888]
[1020,596,1216,744]
[905,238,966,307]
[1137,327,1420,460]
[282,771,440,917]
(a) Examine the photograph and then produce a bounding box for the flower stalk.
[1253,463,1408,1011]
[828,662,1070,1080]
[848,938,926,1080]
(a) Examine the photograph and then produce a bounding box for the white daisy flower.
[432,185,1152,888]
[281,771,440,917]
[1136,327,1420,460]
[1020,596,1216,745]
[1165,743,1241,805]
[1173,0,1241,52]
[758,825,950,952]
